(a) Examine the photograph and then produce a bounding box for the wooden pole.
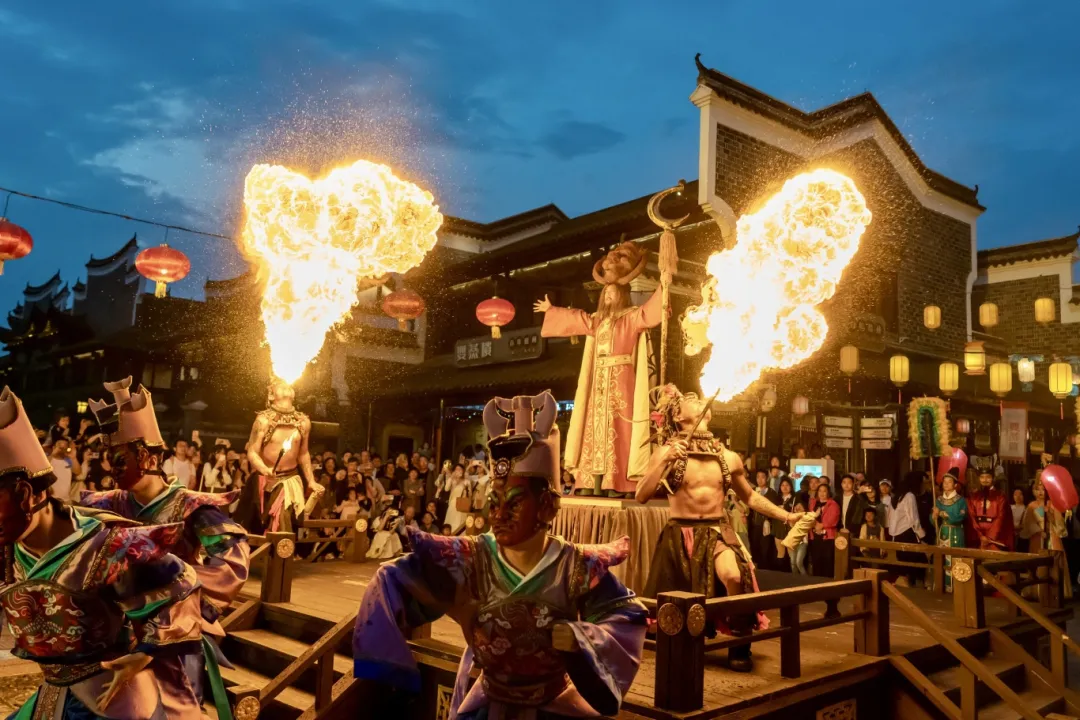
[647,180,686,388]
[653,590,704,712]
[435,398,445,468]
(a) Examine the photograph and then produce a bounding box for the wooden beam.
[700,579,871,616]
[260,610,358,706]
[653,591,704,713]
[779,605,800,679]
[220,599,260,633]
[853,568,889,656]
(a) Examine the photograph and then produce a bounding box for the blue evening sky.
[0,0,1076,316]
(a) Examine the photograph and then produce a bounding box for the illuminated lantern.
[978,302,999,329]
[839,345,859,375]
[923,305,942,330]
[1017,357,1036,384]
[1050,363,1074,400]
[760,387,777,412]
[955,418,971,435]
[1041,465,1078,513]
[0,218,32,275]
[839,345,858,393]
[476,296,515,338]
[939,362,959,397]
[963,341,986,376]
[1035,297,1055,324]
[136,244,190,298]
[988,363,1012,398]
[889,355,910,387]
[381,288,425,330]
[791,395,809,416]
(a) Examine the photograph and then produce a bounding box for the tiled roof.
[85,236,138,269]
[695,55,983,210]
[977,231,1079,269]
[23,271,62,296]
[441,204,568,240]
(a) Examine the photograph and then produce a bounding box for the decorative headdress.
[0,387,53,481]
[592,241,647,286]
[482,391,561,491]
[88,377,164,448]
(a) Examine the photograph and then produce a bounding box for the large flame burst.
[241,160,443,383]
[682,169,871,402]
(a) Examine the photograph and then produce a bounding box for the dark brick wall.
[713,125,973,355]
[972,275,1080,356]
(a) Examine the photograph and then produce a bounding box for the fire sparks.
[682,169,871,402]
[241,160,443,384]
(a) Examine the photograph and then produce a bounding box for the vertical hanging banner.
[999,402,1029,462]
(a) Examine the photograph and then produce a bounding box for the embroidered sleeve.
[77,489,122,512]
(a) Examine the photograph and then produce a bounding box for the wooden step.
[979,687,1063,720]
[229,628,352,676]
[927,655,1027,709]
[219,663,316,713]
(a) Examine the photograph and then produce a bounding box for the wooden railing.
[294,518,370,562]
[882,581,1044,720]
[978,559,1079,690]
[835,529,1062,628]
[643,568,889,713]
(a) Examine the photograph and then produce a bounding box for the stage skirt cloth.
[550,499,668,596]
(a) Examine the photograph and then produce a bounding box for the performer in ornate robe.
[636,385,799,672]
[81,376,250,719]
[353,391,647,718]
[966,468,1014,551]
[0,387,204,720]
[535,242,661,495]
[241,379,321,533]
[933,470,967,592]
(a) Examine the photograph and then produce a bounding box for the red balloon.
[936,446,968,487]
[1040,464,1077,513]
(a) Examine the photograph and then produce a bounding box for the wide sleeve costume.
[4,506,204,720]
[353,529,646,719]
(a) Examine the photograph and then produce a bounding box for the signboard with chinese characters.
[454,327,545,368]
[824,426,853,438]
[823,416,853,427]
[860,417,893,429]
[860,428,893,440]
[825,438,854,449]
[861,439,892,450]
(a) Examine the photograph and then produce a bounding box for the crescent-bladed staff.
[646,180,688,388]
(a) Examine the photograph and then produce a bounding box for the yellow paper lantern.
[955,418,971,435]
[889,355,910,388]
[923,305,942,330]
[963,341,986,376]
[1049,362,1074,400]
[1035,297,1056,324]
[839,345,859,375]
[939,362,959,397]
[978,302,999,329]
[988,363,1012,398]
[1017,357,1036,384]
[792,395,809,416]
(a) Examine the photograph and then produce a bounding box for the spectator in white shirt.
[163,439,195,489]
[48,438,81,502]
[889,471,927,587]
[200,446,230,492]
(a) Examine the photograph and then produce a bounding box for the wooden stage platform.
[241,558,1074,718]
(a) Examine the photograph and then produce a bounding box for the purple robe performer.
[353,391,647,720]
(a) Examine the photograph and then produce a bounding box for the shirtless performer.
[637,385,799,672]
[242,379,321,533]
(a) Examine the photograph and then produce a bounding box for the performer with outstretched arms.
[353,390,647,719]
[535,241,663,497]
[79,376,250,719]
[242,378,321,533]
[637,385,800,672]
[0,387,204,719]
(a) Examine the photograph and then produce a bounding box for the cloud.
[538,120,626,160]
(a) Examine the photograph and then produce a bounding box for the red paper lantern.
[381,288,425,330]
[0,218,33,275]
[136,244,190,297]
[1041,464,1077,513]
[476,296,515,338]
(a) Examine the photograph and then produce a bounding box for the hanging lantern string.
[0,185,232,241]
[2,192,11,218]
